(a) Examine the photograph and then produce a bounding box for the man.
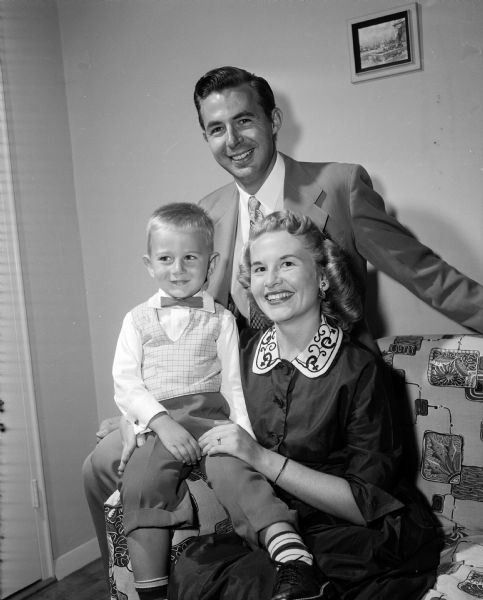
[83,65,483,598]
[194,66,483,349]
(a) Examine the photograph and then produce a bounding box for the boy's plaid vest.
[130,301,224,401]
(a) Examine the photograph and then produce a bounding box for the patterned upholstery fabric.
[105,334,483,600]
[377,334,483,599]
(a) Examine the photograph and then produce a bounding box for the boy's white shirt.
[112,289,255,438]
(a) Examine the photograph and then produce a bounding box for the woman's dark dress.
[170,324,441,600]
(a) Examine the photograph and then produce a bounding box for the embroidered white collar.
[252,316,343,378]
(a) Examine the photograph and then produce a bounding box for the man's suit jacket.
[199,153,483,345]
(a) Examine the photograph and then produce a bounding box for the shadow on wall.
[367,175,394,339]
[275,90,302,153]
[365,269,387,339]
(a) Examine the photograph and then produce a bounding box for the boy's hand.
[149,413,201,465]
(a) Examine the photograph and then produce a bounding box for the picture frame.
[347,3,421,83]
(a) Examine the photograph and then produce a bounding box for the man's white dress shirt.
[231,152,285,317]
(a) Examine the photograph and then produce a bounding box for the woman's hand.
[118,415,145,476]
[198,422,264,468]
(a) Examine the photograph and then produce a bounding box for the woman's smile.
[264,290,294,304]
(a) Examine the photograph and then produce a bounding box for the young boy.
[101,203,321,600]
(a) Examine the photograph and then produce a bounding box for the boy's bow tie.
[160,296,204,309]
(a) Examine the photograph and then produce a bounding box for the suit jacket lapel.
[206,184,239,305]
[207,154,329,307]
[281,153,329,231]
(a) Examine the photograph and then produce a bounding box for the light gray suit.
[200,153,483,346]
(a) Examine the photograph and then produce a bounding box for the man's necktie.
[246,196,271,329]
[248,195,264,233]
[160,296,204,309]
[249,302,272,330]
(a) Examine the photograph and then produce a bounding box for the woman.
[171,211,441,600]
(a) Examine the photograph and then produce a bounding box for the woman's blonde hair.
[238,211,363,332]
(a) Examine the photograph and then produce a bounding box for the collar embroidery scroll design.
[253,317,343,378]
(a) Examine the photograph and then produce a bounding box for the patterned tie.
[248,195,264,234]
[249,302,272,330]
[160,296,204,309]
[246,196,271,329]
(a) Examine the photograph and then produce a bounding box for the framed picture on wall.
[347,2,421,83]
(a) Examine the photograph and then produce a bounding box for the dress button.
[268,432,281,449]
[273,396,285,408]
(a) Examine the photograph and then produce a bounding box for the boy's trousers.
[83,393,296,575]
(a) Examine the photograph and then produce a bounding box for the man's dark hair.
[194,66,276,129]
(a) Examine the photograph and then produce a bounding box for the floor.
[8,559,108,600]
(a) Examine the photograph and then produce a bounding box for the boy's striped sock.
[135,575,169,600]
[266,529,313,566]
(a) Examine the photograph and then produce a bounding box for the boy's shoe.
[271,561,338,600]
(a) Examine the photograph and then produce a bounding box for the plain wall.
[56,0,483,426]
[0,0,97,563]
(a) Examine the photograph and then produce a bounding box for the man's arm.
[349,164,483,332]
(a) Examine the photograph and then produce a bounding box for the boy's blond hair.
[146,203,214,255]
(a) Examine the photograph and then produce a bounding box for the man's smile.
[229,149,254,163]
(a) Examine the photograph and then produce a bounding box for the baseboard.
[54,537,101,580]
